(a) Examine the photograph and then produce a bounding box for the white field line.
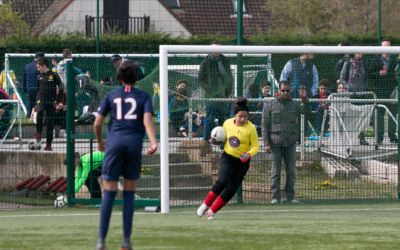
[1,207,400,219]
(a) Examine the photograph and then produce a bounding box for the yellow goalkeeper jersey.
[223,118,259,158]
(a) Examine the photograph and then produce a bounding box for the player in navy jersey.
[93,60,157,250]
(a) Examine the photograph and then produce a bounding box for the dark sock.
[123,190,135,240]
[99,190,117,240]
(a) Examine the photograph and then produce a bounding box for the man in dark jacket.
[262,81,309,204]
[198,42,233,141]
[23,52,44,117]
[367,39,398,143]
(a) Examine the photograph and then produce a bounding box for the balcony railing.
[85,15,150,36]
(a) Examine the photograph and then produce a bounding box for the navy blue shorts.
[102,142,143,181]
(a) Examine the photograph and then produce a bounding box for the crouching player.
[197,97,259,220]
[94,60,158,250]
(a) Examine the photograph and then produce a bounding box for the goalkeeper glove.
[240,152,251,164]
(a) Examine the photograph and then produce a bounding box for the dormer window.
[163,0,180,9]
[232,0,246,14]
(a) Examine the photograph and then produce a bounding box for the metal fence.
[85,15,150,37]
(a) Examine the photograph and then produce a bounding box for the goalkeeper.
[197,97,259,220]
[72,151,105,198]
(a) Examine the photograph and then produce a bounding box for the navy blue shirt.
[97,85,153,143]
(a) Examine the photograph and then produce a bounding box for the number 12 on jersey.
[114,97,137,120]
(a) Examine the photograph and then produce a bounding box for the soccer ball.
[210,126,226,143]
[54,195,67,208]
[28,140,41,150]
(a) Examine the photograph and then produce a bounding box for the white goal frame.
[159,45,400,214]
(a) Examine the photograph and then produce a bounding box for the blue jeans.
[203,102,230,140]
[271,144,296,200]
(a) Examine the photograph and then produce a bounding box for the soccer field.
[0,203,399,250]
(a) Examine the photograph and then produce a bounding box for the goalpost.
[159,45,400,214]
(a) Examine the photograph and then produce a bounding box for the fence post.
[397,64,400,200]
[66,61,76,205]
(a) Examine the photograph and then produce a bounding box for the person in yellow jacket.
[197,97,259,220]
[73,151,105,198]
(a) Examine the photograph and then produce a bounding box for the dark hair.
[260,80,271,88]
[382,38,391,43]
[111,54,122,62]
[176,80,188,87]
[36,57,49,67]
[279,81,290,89]
[62,48,72,58]
[233,97,249,115]
[116,60,142,85]
[319,79,329,87]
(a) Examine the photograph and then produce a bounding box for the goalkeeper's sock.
[210,196,227,214]
[122,191,135,239]
[204,191,217,207]
[99,190,117,240]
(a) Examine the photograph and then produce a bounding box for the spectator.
[334,42,351,87]
[0,87,11,138]
[280,48,319,98]
[54,90,66,138]
[336,81,347,94]
[262,81,309,204]
[198,41,233,141]
[55,48,73,88]
[196,97,259,220]
[298,85,312,139]
[340,53,368,145]
[23,52,43,118]
[169,80,204,137]
[312,80,331,135]
[168,80,189,135]
[0,62,18,94]
[367,39,398,144]
[34,57,63,151]
[248,80,271,135]
[340,53,367,93]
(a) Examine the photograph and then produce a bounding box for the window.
[232,0,246,13]
[163,0,180,9]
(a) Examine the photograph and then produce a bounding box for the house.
[11,0,270,37]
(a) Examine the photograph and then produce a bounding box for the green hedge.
[1,32,397,58]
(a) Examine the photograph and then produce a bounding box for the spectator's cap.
[111,54,122,62]
[34,52,45,58]
[299,85,307,90]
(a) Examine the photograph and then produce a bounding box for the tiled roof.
[12,0,55,28]
[160,0,271,36]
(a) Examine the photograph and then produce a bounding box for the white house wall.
[42,0,190,37]
[130,0,190,37]
[43,0,102,35]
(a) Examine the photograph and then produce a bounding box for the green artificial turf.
[0,203,399,250]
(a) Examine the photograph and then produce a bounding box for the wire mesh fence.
[0,47,399,210]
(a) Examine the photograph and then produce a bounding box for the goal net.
[159,45,400,213]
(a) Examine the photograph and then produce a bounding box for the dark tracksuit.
[35,70,63,145]
[23,61,38,118]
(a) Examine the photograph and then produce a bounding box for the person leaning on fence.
[34,57,64,151]
[168,80,189,136]
[93,60,157,250]
[262,81,309,204]
[367,38,398,144]
[198,41,233,141]
[197,97,259,220]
